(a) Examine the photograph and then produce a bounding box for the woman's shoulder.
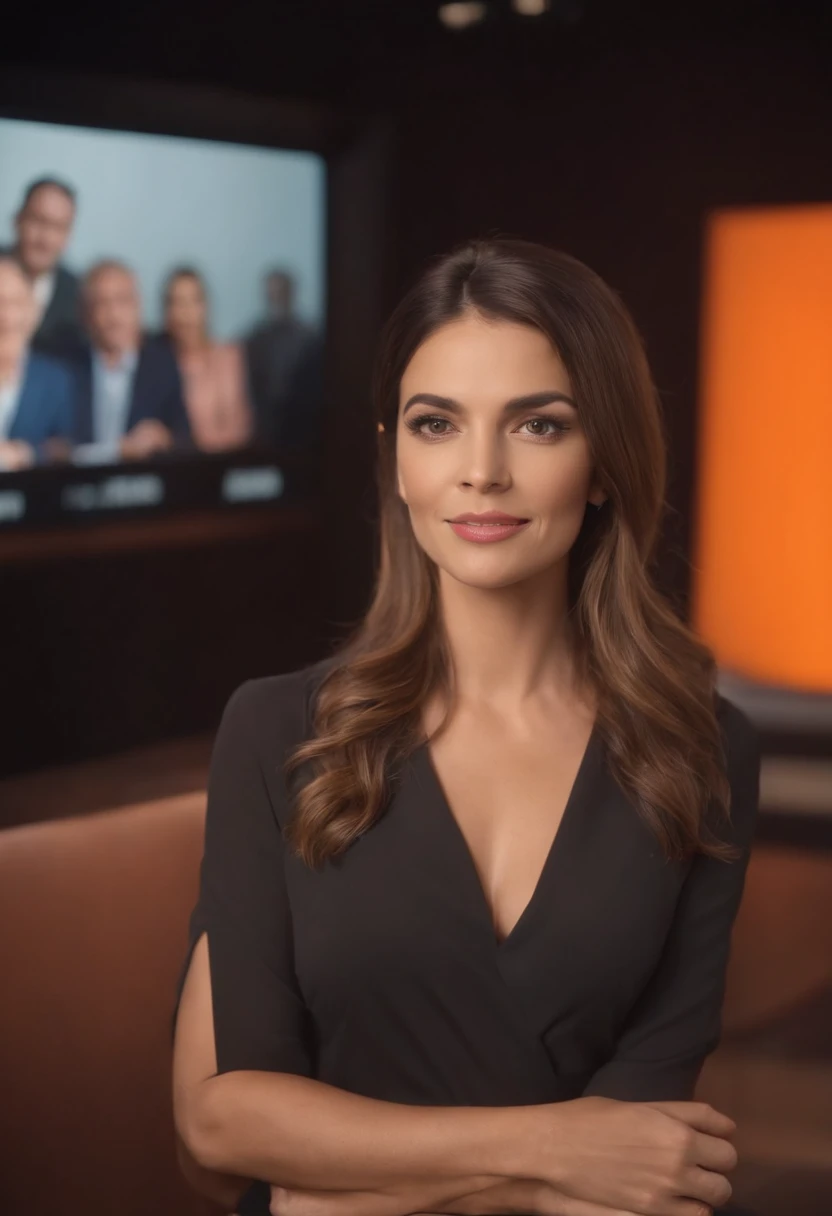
[713,692,762,842]
[714,692,761,769]
[220,656,337,748]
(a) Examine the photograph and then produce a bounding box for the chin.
[450,570,528,591]
[436,539,576,593]
[434,551,543,592]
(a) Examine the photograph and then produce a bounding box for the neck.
[176,331,209,354]
[436,561,584,713]
[98,342,137,368]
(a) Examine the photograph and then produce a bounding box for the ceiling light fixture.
[511,0,550,14]
[438,2,488,30]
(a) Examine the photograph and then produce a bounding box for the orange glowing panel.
[693,204,832,693]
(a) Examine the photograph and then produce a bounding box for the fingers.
[691,1131,739,1175]
[680,1165,733,1210]
[644,1102,736,1138]
[664,1203,714,1216]
[642,1104,739,1177]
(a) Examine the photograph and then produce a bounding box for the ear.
[397,466,408,505]
[587,478,607,508]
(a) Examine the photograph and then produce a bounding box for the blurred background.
[0,1,830,1213]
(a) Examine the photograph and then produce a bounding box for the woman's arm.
[172,932,254,1211]
[175,932,534,1199]
[175,940,735,1216]
[175,1131,249,1212]
[582,700,761,1102]
[267,1178,562,1216]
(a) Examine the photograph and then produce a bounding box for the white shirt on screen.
[92,348,138,445]
[32,271,57,326]
[0,360,25,441]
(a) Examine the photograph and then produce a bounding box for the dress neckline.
[413,719,600,953]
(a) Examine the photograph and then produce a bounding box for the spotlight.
[511,0,550,14]
[438,2,488,30]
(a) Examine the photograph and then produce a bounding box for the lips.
[448,513,529,525]
[446,514,531,544]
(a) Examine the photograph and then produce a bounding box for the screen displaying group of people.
[0,177,323,472]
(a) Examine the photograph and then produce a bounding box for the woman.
[163,266,253,452]
[173,239,760,1216]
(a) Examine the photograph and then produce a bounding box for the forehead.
[170,276,203,296]
[88,269,137,297]
[400,313,570,402]
[25,186,74,217]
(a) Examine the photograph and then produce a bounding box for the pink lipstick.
[447,511,531,544]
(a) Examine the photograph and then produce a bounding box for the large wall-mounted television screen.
[0,114,326,530]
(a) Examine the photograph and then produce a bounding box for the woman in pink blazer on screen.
[163,266,253,453]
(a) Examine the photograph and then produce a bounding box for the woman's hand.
[120,418,173,460]
[528,1096,735,1216]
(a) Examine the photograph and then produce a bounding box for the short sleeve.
[583,698,761,1101]
[173,678,314,1078]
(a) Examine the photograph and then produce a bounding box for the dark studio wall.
[391,38,832,599]
[1,2,830,779]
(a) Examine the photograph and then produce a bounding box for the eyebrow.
[401,390,578,417]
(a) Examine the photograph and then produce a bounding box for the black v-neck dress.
[176,658,761,1215]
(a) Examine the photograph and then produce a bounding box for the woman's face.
[396,312,605,591]
[165,275,208,342]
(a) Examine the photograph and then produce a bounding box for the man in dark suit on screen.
[1,177,85,359]
[244,268,323,446]
[0,256,75,472]
[72,260,191,461]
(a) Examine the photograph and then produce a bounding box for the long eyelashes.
[403,413,571,442]
[404,414,454,439]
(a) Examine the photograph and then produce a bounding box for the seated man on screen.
[72,260,191,462]
[244,268,323,446]
[0,256,75,472]
[0,177,85,360]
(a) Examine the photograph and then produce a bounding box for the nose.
[458,425,512,494]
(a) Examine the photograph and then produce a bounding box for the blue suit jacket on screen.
[7,353,76,446]
[70,337,192,445]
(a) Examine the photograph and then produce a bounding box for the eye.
[517,417,571,440]
[405,413,455,439]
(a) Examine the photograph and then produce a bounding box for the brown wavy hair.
[284,238,735,868]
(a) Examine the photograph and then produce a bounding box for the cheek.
[396,445,451,511]
[528,452,594,515]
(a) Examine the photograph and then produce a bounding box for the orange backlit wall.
[693,204,832,693]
